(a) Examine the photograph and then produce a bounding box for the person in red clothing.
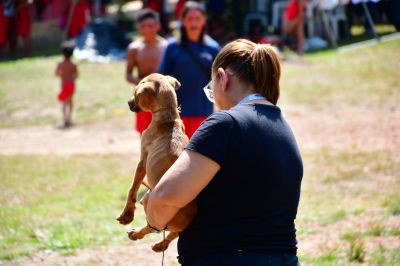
[61,0,88,39]
[283,0,306,55]
[0,0,32,57]
[55,44,79,128]
[0,1,9,58]
[16,0,32,56]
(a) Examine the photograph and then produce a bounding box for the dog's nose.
[128,101,141,112]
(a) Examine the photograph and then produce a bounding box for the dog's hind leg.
[152,232,178,252]
[117,160,146,225]
[127,225,152,241]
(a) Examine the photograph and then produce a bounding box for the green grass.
[383,195,400,216]
[298,150,400,225]
[297,149,400,265]
[0,57,132,128]
[281,39,400,107]
[1,40,399,128]
[0,154,151,260]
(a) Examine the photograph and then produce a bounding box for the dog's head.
[128,73,181,113]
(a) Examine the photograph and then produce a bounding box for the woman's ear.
[217,67,229,92]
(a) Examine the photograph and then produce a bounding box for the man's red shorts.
[181,116,208,139]
[136,114,208,138]
[58,81,75,102]
[136,112,152,134]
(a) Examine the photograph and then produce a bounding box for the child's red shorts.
[136,112,152,134]
[181,116,208,139]
[58,81,75,102]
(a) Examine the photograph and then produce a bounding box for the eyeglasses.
[203,71,234,103]
[203,81,214,103]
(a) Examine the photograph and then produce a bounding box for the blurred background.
[0,0,399,59]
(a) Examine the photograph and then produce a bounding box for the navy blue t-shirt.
[158,36,220,117]
[178,103,303,264]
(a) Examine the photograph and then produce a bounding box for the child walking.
[55,45,78,128]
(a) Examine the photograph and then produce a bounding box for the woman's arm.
[146,150,220,230]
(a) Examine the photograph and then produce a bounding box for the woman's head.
[212,39,281,105]
[180,1,206,44]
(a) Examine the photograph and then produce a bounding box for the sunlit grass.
[0,57,132,128]
[0,154,151,260]
[281,40,400,107]
[297,149,399,265]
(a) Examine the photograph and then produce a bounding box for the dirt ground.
[0,103,399,265]
[1,104,398,156]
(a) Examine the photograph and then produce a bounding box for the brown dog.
[117,73,197,252]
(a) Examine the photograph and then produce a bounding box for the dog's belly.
[167,201,198,232]
[146,150,179,189]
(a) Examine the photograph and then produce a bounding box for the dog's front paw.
[127,229,145,241]
[116,203,135,225]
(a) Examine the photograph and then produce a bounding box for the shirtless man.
[126,8,167,134]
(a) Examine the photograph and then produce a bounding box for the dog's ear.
[153,80,160,94]
[136,84,157,96]
[166,76,181,90]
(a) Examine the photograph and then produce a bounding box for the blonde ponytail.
[251,44,281,105]
[212,39,281,105]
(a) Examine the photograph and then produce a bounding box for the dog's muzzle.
[128,100,142,112]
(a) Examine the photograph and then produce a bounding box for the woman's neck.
[187,32,201,42]
[229,82,256,106]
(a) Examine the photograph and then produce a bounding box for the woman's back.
[179,103,303,264]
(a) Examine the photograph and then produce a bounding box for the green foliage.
[342,233,365,262]
[347,237,366,263]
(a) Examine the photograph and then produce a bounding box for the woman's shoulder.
[166,36,180,46]
[208,110,235,122]
[199,111,237,130]
[204,35,220,50]
[228,104,281,120]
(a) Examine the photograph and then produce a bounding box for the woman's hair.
[179,1,206,46]
[212,39,281,105]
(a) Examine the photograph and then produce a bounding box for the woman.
[158,1,220,138]
[147,39,303,265]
